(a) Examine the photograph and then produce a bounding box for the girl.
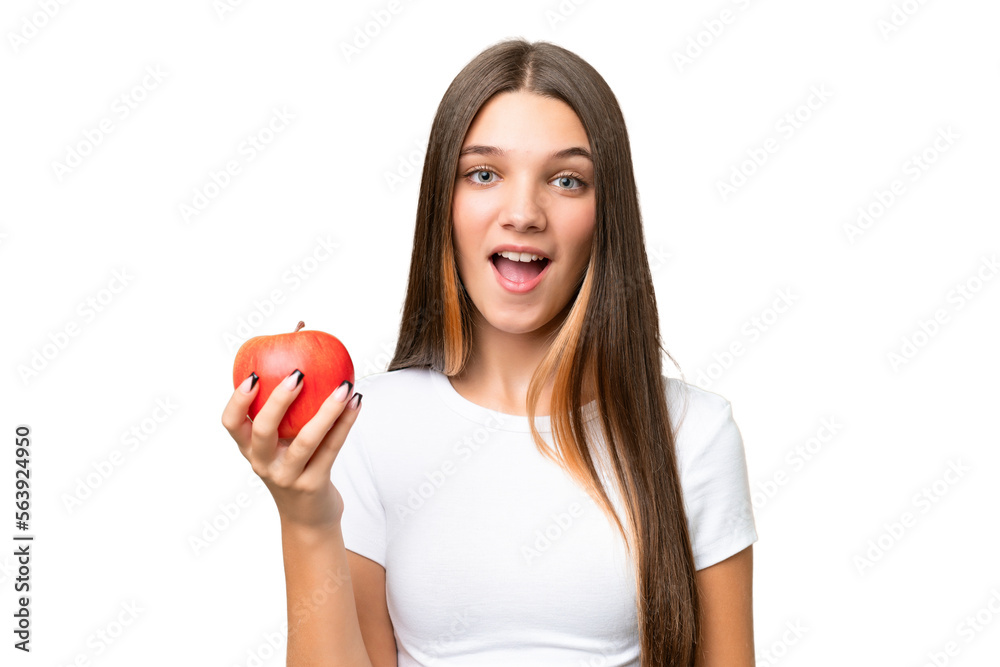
[223,38,757,667]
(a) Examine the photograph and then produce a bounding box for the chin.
[470,301,536,332]
[484,313,545,335]
[480,301,568,337]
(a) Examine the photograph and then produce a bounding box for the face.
[451,91,596,336]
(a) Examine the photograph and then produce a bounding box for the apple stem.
[295,321,305,333]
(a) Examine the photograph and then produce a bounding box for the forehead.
[461,91,590,153]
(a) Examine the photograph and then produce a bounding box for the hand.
[221,369,362,531]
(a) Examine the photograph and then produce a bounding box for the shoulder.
[353,366,433,398]
[350,366,436,427]
[663,376,757,569]
[664,375,733,414]
[354,366,430,386]
[662,376,744,475]
[664,376,737,438]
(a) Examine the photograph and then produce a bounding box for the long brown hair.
[388,38,699,666]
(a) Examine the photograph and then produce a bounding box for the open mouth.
[491,251,550,284]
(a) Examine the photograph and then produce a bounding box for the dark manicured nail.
[349,393,363,410]
[239,373,260,394]
[283,369,305,390]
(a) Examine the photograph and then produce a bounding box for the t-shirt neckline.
[428,368,600,433]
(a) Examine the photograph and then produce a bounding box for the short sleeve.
[673,393,758,571]
[330,421,387,567]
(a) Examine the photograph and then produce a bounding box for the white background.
[2,0,999,665]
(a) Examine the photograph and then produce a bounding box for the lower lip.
[490,256,551,293]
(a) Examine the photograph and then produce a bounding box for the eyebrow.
[458,145,593,162]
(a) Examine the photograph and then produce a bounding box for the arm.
[694,544,755,667]
[348,551,397,666]
[221,370,373,666]
[282,520,374,667]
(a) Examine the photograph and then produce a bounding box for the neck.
[449,305,567,417]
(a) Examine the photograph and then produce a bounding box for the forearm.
[282,520,372,667]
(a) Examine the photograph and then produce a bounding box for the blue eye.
[552,173,588,190]
[461,166,588,190]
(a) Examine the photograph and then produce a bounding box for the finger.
[221,372,260,460]
[300,391,362,487]
[281,381,355,478]
[250,368,305,462]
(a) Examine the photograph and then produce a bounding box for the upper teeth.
[497,250,543,262]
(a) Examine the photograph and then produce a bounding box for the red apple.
[233,321,354,439]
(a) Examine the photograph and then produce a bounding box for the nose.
[497,176,547,233]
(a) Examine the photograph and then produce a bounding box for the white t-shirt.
[331,367,757,666]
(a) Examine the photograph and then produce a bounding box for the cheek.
[453,198,492,238]
[451,204,481,281]
[452,193,494,255]
[562,210,596,273]
[451,193,477,243]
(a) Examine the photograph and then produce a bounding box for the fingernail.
[349,392,362,410]
[283,369,304,390]
[332,380,352,402]
[239,372,259,393]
